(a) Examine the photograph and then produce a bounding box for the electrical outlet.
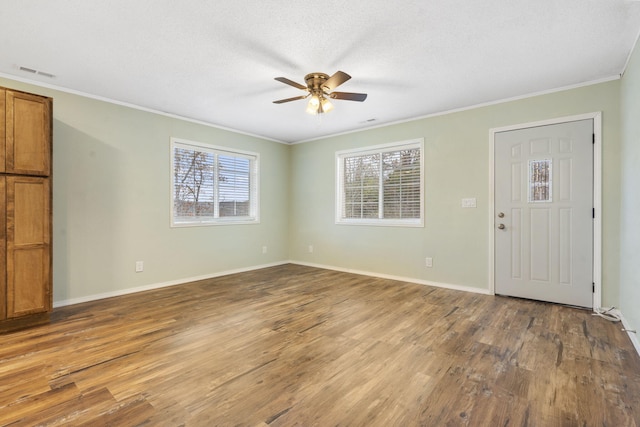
[262,246,268,254]
[425,257,433,268]
[308,245,314,253]
[135,261,144,272]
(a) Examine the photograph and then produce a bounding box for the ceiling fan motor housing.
[305,73,330,94]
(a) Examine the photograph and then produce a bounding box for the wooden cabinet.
[0,87,52,332]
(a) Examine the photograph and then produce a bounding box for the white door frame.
[488,112,602,310]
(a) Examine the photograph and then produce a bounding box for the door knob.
[498,224,506,230]
[498,212,505,218]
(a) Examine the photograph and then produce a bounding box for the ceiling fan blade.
[329,91,368,102]
[274,77,307,90]
[273,95,309,104]
[322,71,351,91]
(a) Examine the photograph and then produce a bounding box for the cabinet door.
[6,176,51,318]
[0,178,5,320]
[0,89,5,172]
[5,90,52,176]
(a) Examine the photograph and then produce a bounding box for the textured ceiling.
[1,0,640,143]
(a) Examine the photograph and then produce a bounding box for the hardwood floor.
[1,264,639,426]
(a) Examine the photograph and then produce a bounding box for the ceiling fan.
[273,71,367,115]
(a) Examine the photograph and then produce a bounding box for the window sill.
[171,218,260,227]
[335,218,424,227]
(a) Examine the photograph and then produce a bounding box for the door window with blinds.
[336,139,424,226]
[171,138,259,226]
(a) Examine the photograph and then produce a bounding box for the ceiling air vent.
[18,66,55,78]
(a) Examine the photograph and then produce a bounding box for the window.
[336,139,424,226]
[528,159,552,202]
[171,138,259,226]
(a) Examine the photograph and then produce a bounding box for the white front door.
[494,119,594,308]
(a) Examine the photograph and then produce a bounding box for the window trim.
[335,138,424,227]
[170,137,260,227]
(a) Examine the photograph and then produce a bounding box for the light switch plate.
[462,198,477,208]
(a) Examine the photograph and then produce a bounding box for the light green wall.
[0,75,626,310]
[620,41,640,334]
[290,81,622,306]
[0,77,290,304]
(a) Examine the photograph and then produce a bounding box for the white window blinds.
[336,139,424,227]
[171,138,259,226]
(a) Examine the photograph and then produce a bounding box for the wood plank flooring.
[1,264,639,426]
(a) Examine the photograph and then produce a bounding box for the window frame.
[335,138,424,227]
[170,137,260,227]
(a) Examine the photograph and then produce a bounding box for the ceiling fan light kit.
[273,71,367,115]
[320,97,334,113]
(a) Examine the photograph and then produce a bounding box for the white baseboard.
[53,259,490,309]
[290,260,492,295]
[52,261,289,308]
[52,259,639,359]
[615,309,640,357]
